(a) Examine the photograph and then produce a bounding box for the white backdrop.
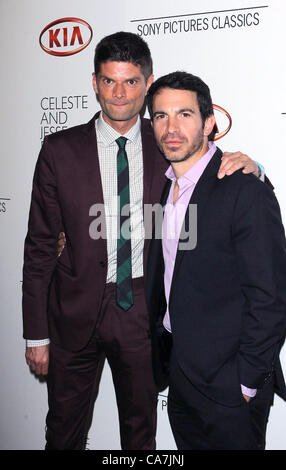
[1,0,286,450]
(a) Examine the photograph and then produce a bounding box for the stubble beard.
[161,131,204,163]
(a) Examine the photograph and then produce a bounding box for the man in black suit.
[146,71,286,450]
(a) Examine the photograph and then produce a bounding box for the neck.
[101,112,139,134]
[172,141,209,179]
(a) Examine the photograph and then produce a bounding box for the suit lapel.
[161,179,172,206]
[80,113,107,254]
[170,148,223,290]
[141,118,157,208]
[82,113,105,205]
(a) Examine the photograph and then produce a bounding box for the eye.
[102,78,113,85]
[154,113,166,120]
[181,112,191,118]
[127,79,138,86]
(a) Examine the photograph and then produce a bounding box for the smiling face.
[93,61,154,133]
[152,88,215,170]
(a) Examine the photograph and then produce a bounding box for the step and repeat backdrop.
[1,0,286,450]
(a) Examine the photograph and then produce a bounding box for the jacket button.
[99,261,106,267]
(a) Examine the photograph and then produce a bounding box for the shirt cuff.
[241,384,257,398]
[26,338,50,347]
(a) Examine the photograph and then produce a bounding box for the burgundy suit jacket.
[22,113,168,351]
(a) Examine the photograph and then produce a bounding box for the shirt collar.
[96,112,141,147]
[165,141,217,186]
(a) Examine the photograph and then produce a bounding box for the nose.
[166,116,179,134]
[113,82,126,99]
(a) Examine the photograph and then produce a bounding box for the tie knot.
[116,136,127,150]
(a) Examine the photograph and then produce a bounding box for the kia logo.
[39,17,93,56]
[213,104,232,140]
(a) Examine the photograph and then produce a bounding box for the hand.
[217,152,259,179]
[25,345,49,376]
[57,231,66,257]
[243,393,251,403]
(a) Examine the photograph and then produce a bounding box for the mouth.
[110,102,129,107]
[162,134,185,145]
[163,140,184,147]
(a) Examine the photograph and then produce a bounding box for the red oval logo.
[213,104,232,141]
[39,18,93,56]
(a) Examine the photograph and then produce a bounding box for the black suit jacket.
[147,148,286,404]
[22,113,168,351]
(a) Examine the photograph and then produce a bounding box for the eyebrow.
[99,74,142,82]
[153,108,195,116]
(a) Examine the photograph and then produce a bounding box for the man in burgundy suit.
[23,32,262,449]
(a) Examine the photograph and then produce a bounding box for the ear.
[92,72,98,94]
[204,114,216,137]
[145,74,154,95]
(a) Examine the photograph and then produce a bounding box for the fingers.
[59,231,66,241]
[218,152,258,179]
[218,157,247,178]
[58,232,66,246]
[57,244,65,257]
[243,394,251,403]
[26,354,49,375]
[25,346,49,376]
[57,231,66,257]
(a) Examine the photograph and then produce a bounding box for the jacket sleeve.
[22,137,63,340]
[264,174,274,190]
[232,178,286,389]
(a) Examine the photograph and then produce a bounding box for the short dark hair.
[94,31,153,81]
[147,71,217,140]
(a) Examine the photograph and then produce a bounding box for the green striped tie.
[116,136,133,311]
